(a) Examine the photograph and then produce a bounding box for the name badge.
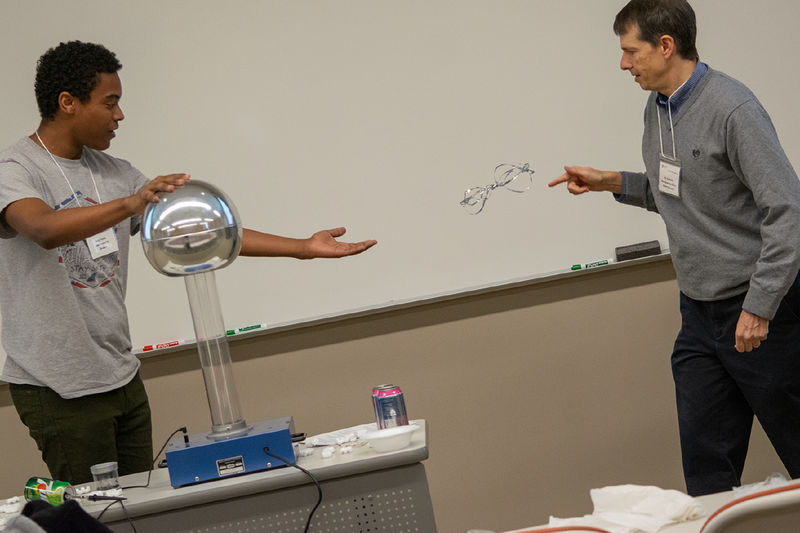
[85,227,119,259]
[658,154,681,198]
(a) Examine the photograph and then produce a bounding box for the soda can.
[24,477,76,506]
[371,384,394,424]
[373,384,409,429]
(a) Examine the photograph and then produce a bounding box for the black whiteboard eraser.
[615,240,662,262]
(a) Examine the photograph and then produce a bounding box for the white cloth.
[731,472,789,497]
[549,484,705,533]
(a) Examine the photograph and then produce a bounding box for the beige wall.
[0,259,784,532]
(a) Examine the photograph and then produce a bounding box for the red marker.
[142,340,182,352]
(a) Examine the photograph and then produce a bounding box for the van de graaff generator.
[141,180,294,487]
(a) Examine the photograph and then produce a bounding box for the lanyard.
[656,78,690,160]
[34,132,102,205]
[34,132,120,259]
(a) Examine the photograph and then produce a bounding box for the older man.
[549,0,800,496]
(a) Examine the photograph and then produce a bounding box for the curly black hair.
[35,41,122,121]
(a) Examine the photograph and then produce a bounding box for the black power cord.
[263,448,322,533]
[95,498,137,532]
[95,426,188,531]
[121,426,188,490]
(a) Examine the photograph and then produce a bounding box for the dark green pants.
[10,372,153,485]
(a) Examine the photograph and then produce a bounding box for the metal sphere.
[141,180,242,276]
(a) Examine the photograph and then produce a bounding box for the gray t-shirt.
[0,136,149,398]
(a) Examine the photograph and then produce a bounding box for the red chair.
[699,482,800,533]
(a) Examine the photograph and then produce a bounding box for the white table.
[6,420,436,533]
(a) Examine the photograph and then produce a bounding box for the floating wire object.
[460,162,534,215]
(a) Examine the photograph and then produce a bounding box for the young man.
[549,0,800,495]
[0,41,377,485]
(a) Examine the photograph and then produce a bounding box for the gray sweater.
[618,68,800,320]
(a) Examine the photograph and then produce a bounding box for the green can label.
[24,477,72,506]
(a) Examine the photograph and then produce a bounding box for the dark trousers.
[672,273,800,496]
[10,372,153,485]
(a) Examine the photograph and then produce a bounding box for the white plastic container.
[362,424,417,452]
[90,462,120,490]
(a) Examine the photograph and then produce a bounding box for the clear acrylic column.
[185,271,248,436]
[140,180,249,439]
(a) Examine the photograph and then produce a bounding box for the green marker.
[226,324,266,336]
[571,258,614,271]
[238,324,265,333]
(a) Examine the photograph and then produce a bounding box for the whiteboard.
[1,0,798,357]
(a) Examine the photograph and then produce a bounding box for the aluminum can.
[371,384,394,424]
[373,384,409,429]
[24,477,76,506]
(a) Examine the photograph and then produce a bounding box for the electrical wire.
[263,448,322,533]
[96,426,187,531]
[121,427,187,490]
[96,499,138,533]
[118,500,137,532]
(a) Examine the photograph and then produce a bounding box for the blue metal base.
[165,416,296,487]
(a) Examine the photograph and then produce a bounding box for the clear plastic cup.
[90,461,120,491]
